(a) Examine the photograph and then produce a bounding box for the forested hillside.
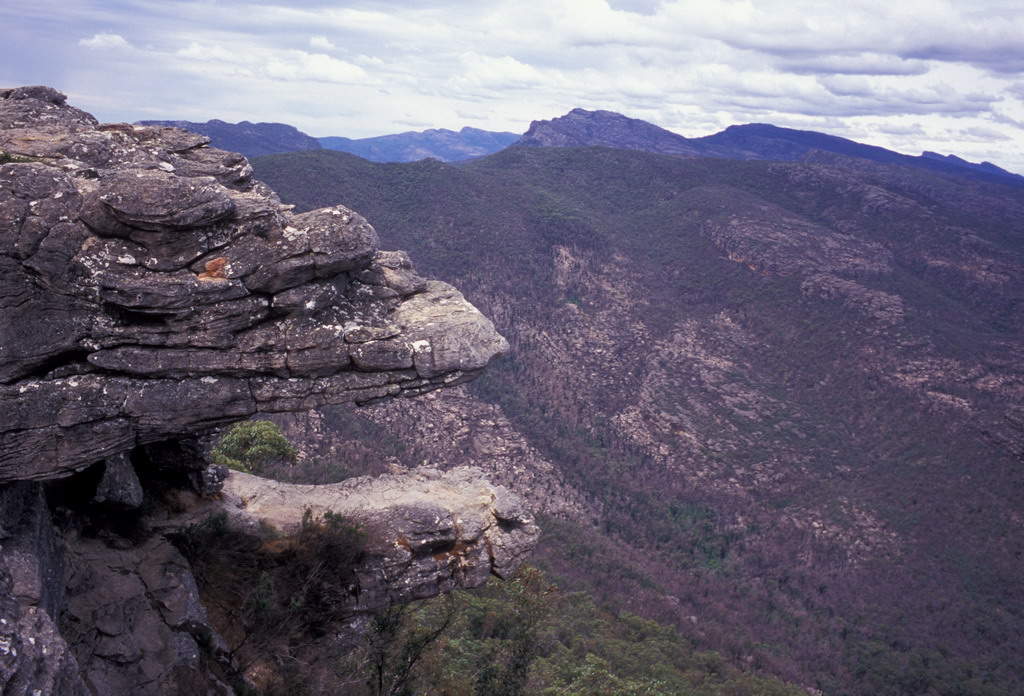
[253,146,1024,695]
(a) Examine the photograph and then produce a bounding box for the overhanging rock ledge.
[0,86,528,696]
[0,85,509,483]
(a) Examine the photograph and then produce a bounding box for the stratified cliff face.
[0,87,530,696]
[0,85,508,483]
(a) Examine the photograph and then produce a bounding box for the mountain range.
[144,108,1023,186]
[136,118,323,158]
[518,108,1023,186]
[251,125,1024,694]
[319,126,520,162]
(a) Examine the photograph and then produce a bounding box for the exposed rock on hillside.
[252,143,1024,693]
[273,387,593,518]
[0,86,508,483]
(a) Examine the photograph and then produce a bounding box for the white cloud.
[451,53,544,92]
[778,53,931,77]
[309,35,336,51]
[263,51,367,83]
[2,0,1022,173]
[79,33,132,50]
[956,126,1012,142]
[176,42,245,64]
[874,122,928,137]
[173,41,366,84]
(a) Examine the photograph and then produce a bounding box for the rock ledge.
[0,86,509,483]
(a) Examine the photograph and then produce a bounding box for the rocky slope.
[515,107,709,156]
[0,86,531,695]
[254,144,1024,694]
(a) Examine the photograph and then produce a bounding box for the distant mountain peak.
[318,127,519,163]
[513,109,1023,186]
[516,108,703,155]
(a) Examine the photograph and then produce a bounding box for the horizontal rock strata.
[0,86,508,483]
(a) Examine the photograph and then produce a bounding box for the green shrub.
[0,150,44,164]
[212,420,297,474]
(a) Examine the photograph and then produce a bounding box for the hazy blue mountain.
[318,126,520,162]
[137,119,322,159]
[515,109,1024,186]
[696,122,1024,185]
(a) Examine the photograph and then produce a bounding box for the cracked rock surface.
[0,86,508,483]
[190,467,540,612]
[0,86,525,696]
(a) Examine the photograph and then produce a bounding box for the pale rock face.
[0,86,509,483]
[195,467,540,608]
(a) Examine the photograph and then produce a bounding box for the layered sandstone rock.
[0,87,530,696]
[0,85,508,483]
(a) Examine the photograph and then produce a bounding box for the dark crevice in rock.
[15,348,93,382]
[495,517,522,533]
[43,464,107,512]
[102,303,178,327]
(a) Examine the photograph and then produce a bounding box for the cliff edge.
[0,86,533,695]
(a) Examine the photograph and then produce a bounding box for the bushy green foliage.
[0,150,39,164]
[212,420,297,474]
[326,566,803,696]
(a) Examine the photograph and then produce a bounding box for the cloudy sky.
[4,0,1024,172]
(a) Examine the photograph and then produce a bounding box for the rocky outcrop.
[60,535,234,696]
[273,388,593,518]
[515,108,707,156]
[702,206,893,279]
[0,86,508,483]
[2,466,539,696]
[1,484,89,696]
[193,467,539,607]
[0,87,529,695]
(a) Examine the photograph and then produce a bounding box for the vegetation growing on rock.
[212,420,298,474]
[171,506,368,689]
